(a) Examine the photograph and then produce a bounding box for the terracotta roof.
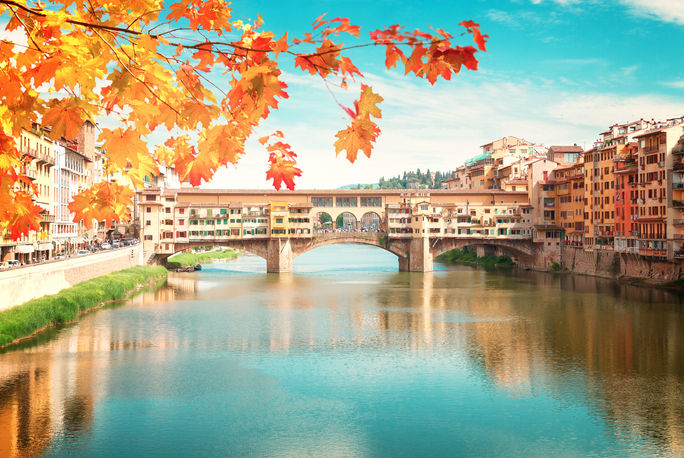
[549,145,583,153]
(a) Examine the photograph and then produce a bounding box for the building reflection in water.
[0,267,682,454]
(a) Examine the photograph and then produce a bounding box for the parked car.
[112,241,121,249]
[77,250,89,256]
[101,243,112,250]
[7,260,19,268]
[53,254,66,260]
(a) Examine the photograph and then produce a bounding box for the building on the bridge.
[139,188,536,261]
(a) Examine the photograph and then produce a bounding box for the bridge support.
[267,238,293,273]
[399,237,433,272]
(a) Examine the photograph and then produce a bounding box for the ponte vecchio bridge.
[140,188,546,272]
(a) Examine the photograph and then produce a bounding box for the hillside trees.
[0,0,487,239]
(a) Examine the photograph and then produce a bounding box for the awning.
[16,245,34,253]
[38,243,53,251]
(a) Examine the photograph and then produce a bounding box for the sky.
[3,0,684,189]
[203,0,684,189]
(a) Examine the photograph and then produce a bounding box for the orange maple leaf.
[42,99,85,140]
[68,181,133,229]
[334,117,380,163]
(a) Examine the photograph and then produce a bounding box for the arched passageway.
[336,212,358,231]
[360,212,382,232]
[314,211,333,232]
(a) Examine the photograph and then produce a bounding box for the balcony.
[674,219,684,226]
[35,151,55,166]
[41,214,55,222]
[22,166,37,180]
[22,147,37,159]
[674,200,684,208]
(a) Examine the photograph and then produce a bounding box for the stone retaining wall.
[0,246,143,311]
[559,246,683,281]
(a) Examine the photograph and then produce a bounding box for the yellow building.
[269,201,289,237]
[0,127,55,263]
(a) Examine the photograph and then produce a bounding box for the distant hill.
[338,169,452,190]
[337,183,379,190]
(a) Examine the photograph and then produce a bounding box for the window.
[336,197,357,207]
[146,207,151,213]
[220,208,227,214]
[145,220,151,226]
[144,235,153,240]
[312,196,333,207]
[360,197,382,207]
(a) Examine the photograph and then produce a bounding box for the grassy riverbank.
[167,248,240,269]
[0,266,167,348]
[436,248,515,267]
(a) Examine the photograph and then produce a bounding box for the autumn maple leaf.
[334,85,383,163]
[68,181,133,229]
[261,131,301,190]
[3,192,42,241]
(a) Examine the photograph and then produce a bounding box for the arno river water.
[1,245,684,456]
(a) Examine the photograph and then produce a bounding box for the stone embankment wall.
[0,246,143,311]
[557,246,683,282]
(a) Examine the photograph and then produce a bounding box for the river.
[1,244,683,456]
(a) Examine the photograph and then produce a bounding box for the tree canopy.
[0,0,487,240]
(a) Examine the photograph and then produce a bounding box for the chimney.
[543,171,548,181]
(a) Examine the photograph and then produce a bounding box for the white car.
[101,243,112,250]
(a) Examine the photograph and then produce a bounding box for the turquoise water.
[1,244,683,456]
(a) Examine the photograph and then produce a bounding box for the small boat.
[175,264,202,272]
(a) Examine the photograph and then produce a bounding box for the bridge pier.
[267,238,293,273]
[399,237,433,272]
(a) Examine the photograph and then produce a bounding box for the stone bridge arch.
[430,237,538,266]
[290,233,407,259]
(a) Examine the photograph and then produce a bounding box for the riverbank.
[167,248,240,269]
[436,247,515,268]
[0,266,167,349]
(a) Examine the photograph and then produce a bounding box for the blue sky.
[3,1,684,188]
[204,0,684,188]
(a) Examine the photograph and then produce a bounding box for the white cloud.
[619,0,684,25]
[662,80,684,89]
[205,71,684,189]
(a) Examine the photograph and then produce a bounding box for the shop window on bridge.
[360,197,382,207]
[220,208,227,215]
[336,197,357,207]
[312,197,333,207]
[275,217,283,223]
[206,209,213,217]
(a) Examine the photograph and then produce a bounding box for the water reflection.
[0,245,682,455]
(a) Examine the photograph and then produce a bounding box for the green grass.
[436,247,515,267]
[167,248,239,269]
[0,266,167,348]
